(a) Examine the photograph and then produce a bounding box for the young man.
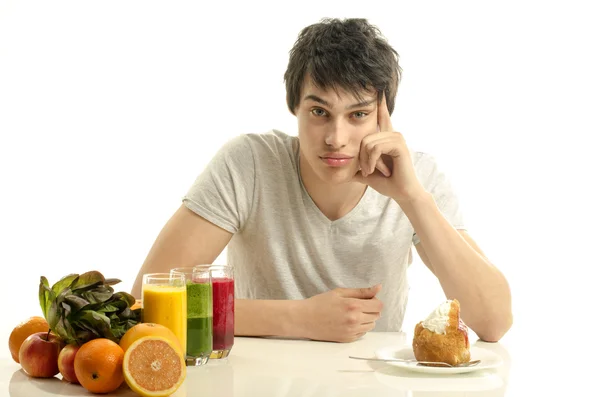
[132,18,512,343]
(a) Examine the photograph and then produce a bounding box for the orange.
[119,323,182,355]
[131,299,142,310]
[8,316,49,363]
[123,335,186,397]
[74,338,124,394]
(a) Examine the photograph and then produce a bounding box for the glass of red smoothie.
[194,264,234,359]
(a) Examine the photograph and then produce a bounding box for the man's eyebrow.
[303,94,331,108]
[303,94,376,110]
[346,98,377,110]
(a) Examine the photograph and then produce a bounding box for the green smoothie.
[186,281,213,357]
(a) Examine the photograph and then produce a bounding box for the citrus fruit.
[8,316,49,363]
[123,335,186,397]
[119,323,182,355]
[74,338,124,394]
[131,300,142,310]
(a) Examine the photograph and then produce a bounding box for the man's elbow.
[477,312,513,343]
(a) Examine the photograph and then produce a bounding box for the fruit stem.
[46,328,51,340]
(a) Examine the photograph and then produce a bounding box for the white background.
[1,0,599,378]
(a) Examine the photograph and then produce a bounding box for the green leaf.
[51,274,79,295]
[107,312,119,321]
[55,316,78,344]
[118,307,132,319]
[75,310,113,340]
[74,320,102,339]
[53,316,68,341]
[75,318,100,333]
[71,271,105,291]
[47,296,60,331]
[117,306,141,321]
[110,316,140,340]
[45,289,56,323]
[81,286,114,304]
[61,302,72,317]
[54,287,73,322]
[97,303,120,314]
[39,270,142,345]
[75,330,96,344]
[64,295,90,312]
[110,323,126,340]
[56,285,72,304]
[112,291,136,307]
[114,299,129,309]
[39,277,50,318]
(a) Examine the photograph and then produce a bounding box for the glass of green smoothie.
[170,267,213,366]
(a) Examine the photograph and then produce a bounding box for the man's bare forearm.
[399,193,512,342]
[234,299,306,338]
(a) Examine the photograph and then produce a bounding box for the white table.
[3,329,587,396]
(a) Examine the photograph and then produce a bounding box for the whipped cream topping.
[422,300,452,334]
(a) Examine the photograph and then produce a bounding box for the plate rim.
[374,344,503,374]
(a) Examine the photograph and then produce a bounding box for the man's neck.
[299,156,367,221]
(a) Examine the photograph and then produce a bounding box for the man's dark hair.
[284,18,402,115]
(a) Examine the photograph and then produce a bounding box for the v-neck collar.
[294,140,372,228]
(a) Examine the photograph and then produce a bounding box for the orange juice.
[142,284,187,354]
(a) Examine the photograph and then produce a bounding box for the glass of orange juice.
[141,273,187,355]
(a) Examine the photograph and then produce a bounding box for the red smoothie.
[212,277,234,351]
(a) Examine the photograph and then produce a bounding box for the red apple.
[18,331,64,378]
[58,343,80,383]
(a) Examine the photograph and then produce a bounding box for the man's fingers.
[359,141,371,177]
[356,297,384,314]
[360,132,396,177]
[343,296,383,319]
[356,322,376,334]
[378,92,393,132]
[360,311,381,324]
[366,141,383,174]
[374,158,391,177]
[365,139,396,177]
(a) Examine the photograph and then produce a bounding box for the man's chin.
[318,168,357,185]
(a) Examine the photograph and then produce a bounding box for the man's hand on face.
[298,285,383,343]
[353,94,427,204]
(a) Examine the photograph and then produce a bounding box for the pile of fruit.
[8,271,186,396]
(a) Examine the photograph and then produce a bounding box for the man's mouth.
[319,153,354,167]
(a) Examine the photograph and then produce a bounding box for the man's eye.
[311,108,328,117]
[353,111,367,118]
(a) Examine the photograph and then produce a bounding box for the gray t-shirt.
[183,130,465,332]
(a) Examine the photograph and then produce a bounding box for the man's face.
[296,79,379,185]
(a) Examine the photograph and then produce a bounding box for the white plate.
[374,345,503,374]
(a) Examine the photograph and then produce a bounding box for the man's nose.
[324,119,349,148]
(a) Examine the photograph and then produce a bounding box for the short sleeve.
[411,153,466,246]
[182,134,255,234]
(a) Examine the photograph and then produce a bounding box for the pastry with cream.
[412,299,470,366]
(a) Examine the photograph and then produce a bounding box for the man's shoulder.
[242,129,297,153]
[235,130,298,167]
[217,130,297,161]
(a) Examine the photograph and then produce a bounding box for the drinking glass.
[194,264,234,359]
[170,267,213,366]
[141,272,187,355]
